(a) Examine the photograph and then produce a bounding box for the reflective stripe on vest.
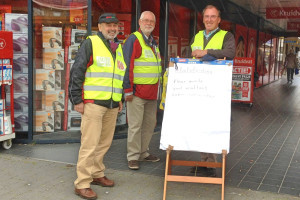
[133,31,162,84]
[83,35,127,102]
[191,29,227,51]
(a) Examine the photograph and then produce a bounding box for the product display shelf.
[0,31,15,149]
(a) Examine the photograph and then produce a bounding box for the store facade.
[0,0,287,143]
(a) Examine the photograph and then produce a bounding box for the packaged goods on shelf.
[14,112,28,131]
[13,74,28,93]
[0,99,5,117]
[42,90,65,111]
[13,54,28,74]
[43,48,64,70]
[34,111,54,132]
[68,45,79,63]
[54,111,62,130]
[5,13,28,33]
[55,71,62,90]
[42,27,62,49]
[13,33,28,54]
[0,65,12,84]
[0,116,12,135]
[71,29,87,46]
[67,112,81,131]
[35,69,55,91]
[6,93,28,113]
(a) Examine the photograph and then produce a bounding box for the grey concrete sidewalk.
[0,153,298,200]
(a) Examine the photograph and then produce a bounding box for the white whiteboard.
[160,62,232,154]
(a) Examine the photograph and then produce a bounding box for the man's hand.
[125,95,133,102]
[191,49,208,59]
[118,101,123,112]
[74,102,84,114]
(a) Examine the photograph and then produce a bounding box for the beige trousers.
[127,96,157,161]
[74,103,118,189]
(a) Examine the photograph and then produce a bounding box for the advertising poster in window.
[232,58,255,104]
[235,24,248,58]
[256,32,265,88]
[180,38,189,58]
[264,33,272,85]
[247,28,257,59]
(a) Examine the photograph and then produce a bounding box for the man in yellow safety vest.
[69,13,127,200]
[190,5,235,177]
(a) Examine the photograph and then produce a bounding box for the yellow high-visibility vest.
[83,35,127,102]
[133,31,162,84]
[191,29,227,51]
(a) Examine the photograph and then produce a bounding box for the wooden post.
[163,145,173,200]
[163,148,227,200]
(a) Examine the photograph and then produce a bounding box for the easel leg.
[163,145,173,200]
[221,150,227,200]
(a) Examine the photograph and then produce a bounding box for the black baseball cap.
[98,13,119,24]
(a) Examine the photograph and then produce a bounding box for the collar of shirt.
[203,27,219,40]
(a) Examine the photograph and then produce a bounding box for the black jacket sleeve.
[68,38,92,105]
[207,32,236,60]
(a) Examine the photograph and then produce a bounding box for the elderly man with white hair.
[123,11,162,170]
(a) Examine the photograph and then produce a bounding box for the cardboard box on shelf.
[5,13,28,33]
[14,74,28,93]
[6,93,28,113]
[42,90,65,111]
[43,48,64,70]
[42,27,62,49]
[13,33,28,54]
[34,111,54,132]
[13,54,28,74]
[14,112,28,131]
[55,70,62,90]
[71,29,86,46]
[67,112,81,131]
[68,45,79,63]
[54,111,62,130]
[35,69,55,91]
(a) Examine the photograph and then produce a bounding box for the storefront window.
[1,1,28,134]
[168,3,192,59]
[33,0,88,134]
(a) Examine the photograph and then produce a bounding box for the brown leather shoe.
[75,188,97,200]
[91,176,114,187]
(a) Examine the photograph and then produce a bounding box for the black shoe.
[190,166,207,173]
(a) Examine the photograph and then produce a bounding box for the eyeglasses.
[203,15,219,20]
[141,19,155,24]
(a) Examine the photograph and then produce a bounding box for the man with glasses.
[190,5,235,177]
[191,5,235,61]
[123,11,162,170]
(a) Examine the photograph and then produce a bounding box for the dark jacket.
[68,32,120,108]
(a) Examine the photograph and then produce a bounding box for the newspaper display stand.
[161,58,233,200]
[231,57,255,107]
[0,31,15,149]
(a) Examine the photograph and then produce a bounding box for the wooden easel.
[163,145,227,200]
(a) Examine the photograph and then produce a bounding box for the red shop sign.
[0,31,13,59]
[287,22,300,30]
[266,7,300,19]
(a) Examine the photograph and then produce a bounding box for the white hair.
[140,11,156,21]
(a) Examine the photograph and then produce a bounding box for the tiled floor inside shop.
[3,77,300,197]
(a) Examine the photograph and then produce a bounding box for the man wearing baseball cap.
[69,13,127,200]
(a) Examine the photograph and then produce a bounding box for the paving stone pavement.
[0,153,299,200]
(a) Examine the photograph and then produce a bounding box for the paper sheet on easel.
[160,62,232,154]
